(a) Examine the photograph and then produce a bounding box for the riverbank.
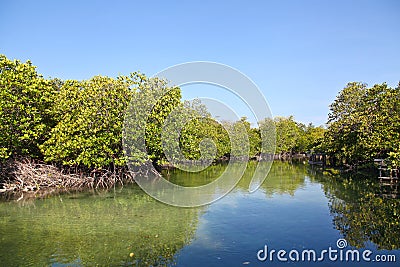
[0,155,275,198]
[0,157,140,200]
[0,154,384,201]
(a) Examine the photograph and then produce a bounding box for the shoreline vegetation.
[0,157,134,199]
[1,55,399,199]
[0,155,301,199]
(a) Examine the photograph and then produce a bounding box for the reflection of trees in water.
[167,161,309,196]
[232,160,309,196]
[163,163,228,187]
[258,161,308,196]
[314,172,400,250]
[0,186,201,266]
[166,161,400,251]
[237,161,399,250]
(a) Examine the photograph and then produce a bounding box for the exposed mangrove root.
[0,157,146,200]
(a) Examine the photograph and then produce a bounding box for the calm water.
[0,162,399,266]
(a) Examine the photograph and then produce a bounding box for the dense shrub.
[40,75,135,168]
[0,55,56,159]
[324,82,400,167]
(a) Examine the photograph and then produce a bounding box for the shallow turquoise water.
[0,162,399,266]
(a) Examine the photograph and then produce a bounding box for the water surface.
[0,162,399,266]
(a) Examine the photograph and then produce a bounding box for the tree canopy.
[323,82,400,167]
[1,54,397,172]
[0,55,56,159]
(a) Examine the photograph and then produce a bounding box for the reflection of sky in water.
[176,176,341,266]
[1,163,399,266]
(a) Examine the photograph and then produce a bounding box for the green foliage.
[221,119,250,158]
[180,117,229,160]
[7,54,398,173]
[273,116,300,153]
[145,82,182,164]
[358,83,400,166]
[40,75,135,167]
[304,123,325,151]
[240,117,261,158]
[259,116,324,155]
[324,82,400,167]
[324,82,369,163]
[274,116,301,153]
[123,75,182,166]
[0,55,56,159]
[161,99,231,164]
[259,117,276,154]
[162,105,261,164]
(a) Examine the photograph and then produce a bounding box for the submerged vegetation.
[0,184,200,266]
[0,54,399,194]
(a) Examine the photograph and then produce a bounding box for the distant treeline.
[0,55,399,174]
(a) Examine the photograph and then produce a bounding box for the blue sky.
[1,0,399,126]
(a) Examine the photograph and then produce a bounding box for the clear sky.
[1,0,399,126]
